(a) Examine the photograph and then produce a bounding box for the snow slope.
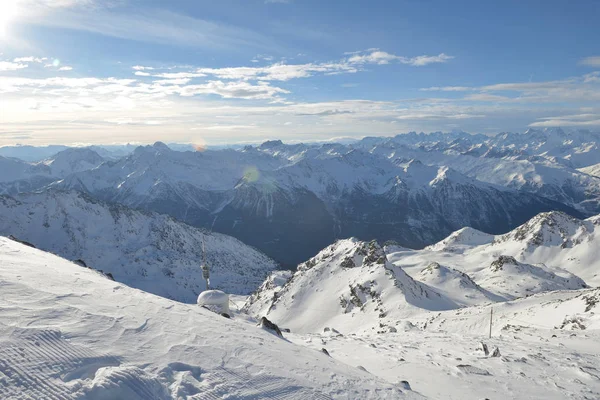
[0,190,279,301]
[245,239,457,334]
[0,237,417,399]
[287,287,600,400]
[387,211,600,298]
[580,162,600,178]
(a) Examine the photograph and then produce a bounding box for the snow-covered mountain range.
[49,138,583,265]
[1,128,598,266]
[0,190,279,301]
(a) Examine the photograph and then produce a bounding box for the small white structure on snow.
[197,290,230,316]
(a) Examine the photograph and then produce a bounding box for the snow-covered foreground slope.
[0,191,279,301]
[0,237,417,399]
[286,287,600,400]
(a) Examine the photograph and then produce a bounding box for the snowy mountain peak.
[498,211,586,247]
[41,147,105,177]
[259,139,284,150]
[153,141,171,151]
[299,238,387,272]
[428,226,494,252]
[246,238,457,333]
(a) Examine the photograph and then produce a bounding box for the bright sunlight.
[0,0,19,38]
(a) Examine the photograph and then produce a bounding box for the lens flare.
[243,166,260,183]
[193,138,207,152]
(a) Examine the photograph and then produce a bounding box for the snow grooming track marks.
[0,328,119,399]
[168,365,332,400]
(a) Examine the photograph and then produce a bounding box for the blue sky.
[0,0,599,145]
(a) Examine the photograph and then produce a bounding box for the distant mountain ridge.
[0,128,598,265]
[51,140,583,265]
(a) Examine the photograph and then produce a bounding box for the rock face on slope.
[0,190,279,302]
[244,239,457,333]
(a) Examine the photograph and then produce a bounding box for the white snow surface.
[0,190,279,300]
[0,237,418,399]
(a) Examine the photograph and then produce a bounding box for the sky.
[0,0,599,146]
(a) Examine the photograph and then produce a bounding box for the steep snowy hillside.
[580,162,600,178]
[0,237,415,399]
[244,239,457,333]
[55,141,583,265]
[0,190,279,301]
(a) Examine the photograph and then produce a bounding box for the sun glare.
[0,1,19,38]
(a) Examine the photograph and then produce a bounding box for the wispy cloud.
[347,50,454,66]
[579,56,600,67]
[420,86,472,92]
[131,49,454,84]
[19,4,279,51]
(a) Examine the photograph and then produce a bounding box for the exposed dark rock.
[8,235,36,248]
[73,259,89,268]
[491,347,501,357]
[479,342,489,356]
[321,348,330,356]
[258,316,283,338]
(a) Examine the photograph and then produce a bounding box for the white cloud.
[153,72,207,79]
[0,61,28,71]
[135,49,451,85]
[177,80,289,100]
[579,56,600,67]
[347,50,454,66]
[420,86,472,92]
[132,65,155,71]
[13,57,47,63]
[58,66,73,71]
